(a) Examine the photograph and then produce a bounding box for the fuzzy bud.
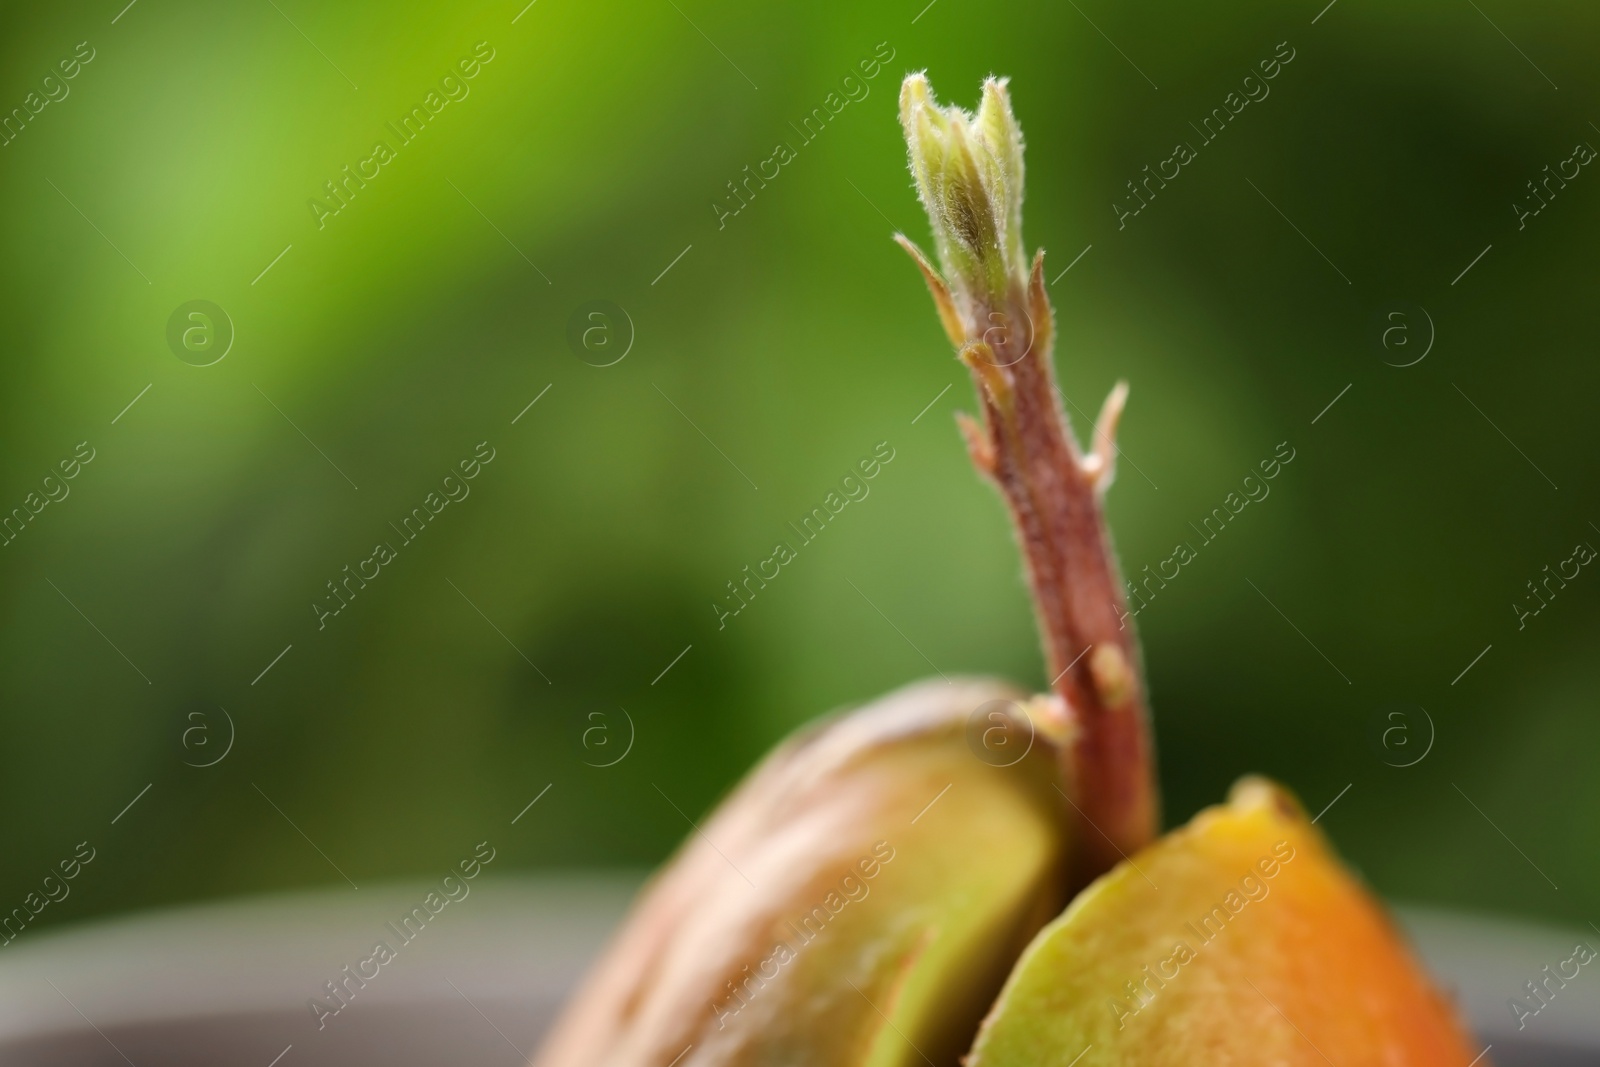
[900,73,1028,312]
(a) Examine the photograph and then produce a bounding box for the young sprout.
[897,72,1155,881]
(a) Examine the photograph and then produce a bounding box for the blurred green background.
[0,0,1595,939]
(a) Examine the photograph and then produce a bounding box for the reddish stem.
[953,254,1158,887]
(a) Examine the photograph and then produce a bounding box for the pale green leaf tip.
[899,72,1029,307]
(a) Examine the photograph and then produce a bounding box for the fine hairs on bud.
[898,73,1029,311]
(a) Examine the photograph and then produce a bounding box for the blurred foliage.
[0,0,1596,938]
